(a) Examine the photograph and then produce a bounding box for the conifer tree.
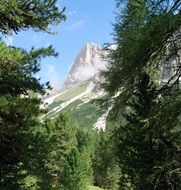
[93,131,120,190]
[114,73,157,189]
[0,0,65,188]
[76,127,97,184]
[62,148,88,190]
[0,0,66,34]
[103,0,181,189]
[44,114,77,178]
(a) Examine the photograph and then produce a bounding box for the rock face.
[43,43,110,131]
[63,43,107,87]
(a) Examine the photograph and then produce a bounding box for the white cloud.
[3,36,13,46]
[67,20,86,30]
[46,64,62,91]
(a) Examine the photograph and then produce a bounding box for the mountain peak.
[85,42,99,45]
[63,43,107,87]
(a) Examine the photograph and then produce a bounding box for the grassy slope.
[61,96,109,129]
[55,82,88,102]
[47,82,89,112]
[46,80,111,130]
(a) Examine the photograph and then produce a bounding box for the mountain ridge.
[63,43,107,87]
[43,43,110,130]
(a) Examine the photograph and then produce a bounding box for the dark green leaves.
[0,0,66,34]
[103,0,181,189]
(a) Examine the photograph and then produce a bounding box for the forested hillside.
[0,0,180,190]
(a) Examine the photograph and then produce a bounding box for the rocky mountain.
[42,43,111,130]
[42,42,179,131]
[63,43,107,87]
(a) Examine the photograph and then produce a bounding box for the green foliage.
[0,0,66,189]
[0,0,66,35]
[93,131,120,190]
[1,113,78,190]
[76,127,98,184]
[0,42,57,96]
[61,97,110,129]
[103,0,181,98]
[0,42,59,189]
[62,148,89,190]
[113,74,156,189]
[103,0,181,189]
[88,186,104,190]
[66,99,104,128]
[44,114,77,175]
[31,114,95,190]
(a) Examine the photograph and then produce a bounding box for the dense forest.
[0,0,180,190]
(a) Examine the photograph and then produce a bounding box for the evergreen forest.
[0,0,180,190]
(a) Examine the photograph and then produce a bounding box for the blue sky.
[3,0,116,90]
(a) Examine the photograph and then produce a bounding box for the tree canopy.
[0,0,66,188]
[0,0,66,34]
[103,0,181,189]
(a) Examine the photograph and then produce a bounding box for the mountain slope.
[43,43,111,130]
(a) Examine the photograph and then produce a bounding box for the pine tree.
[0,43,59,189]
[0,0,66,35]
[44,114,77,178]
[62,148,88,190]
[114,73,157,189]
[0,0,65,188]
[93,131,120,190]
[76,127,96,185]
[102,0,181,189]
